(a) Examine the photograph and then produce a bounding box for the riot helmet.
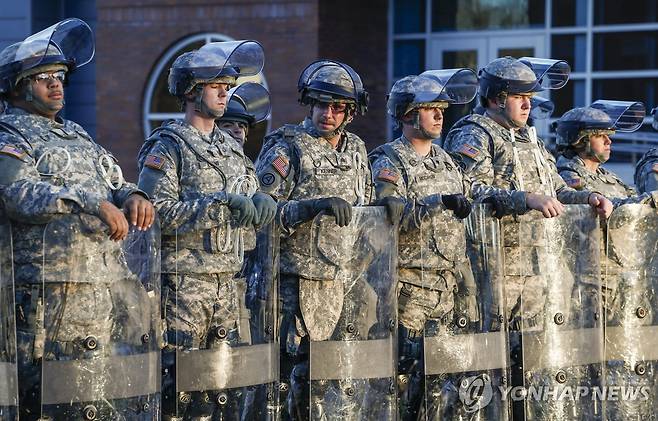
[298,60,369,115]
[0,18,94,98]
[168,40,264,118]
[218,82,271,142]
[387,68,477,138]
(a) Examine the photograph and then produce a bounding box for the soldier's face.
[416,106,444,138]
[201,82,229,115]
[312,102,347,134]
[589,134,612,162]
[505,93,532,125]
[26,71,65,117]
[218,120,247,143]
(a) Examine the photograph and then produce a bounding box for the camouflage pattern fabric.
[370,136,479,420]
[482,56,537,83]
[255,119,375,420]
[634,148,658,194]
[138,119,257,275]
[0,219,18,419]
[138,118,267,420]
[0,106,159,418]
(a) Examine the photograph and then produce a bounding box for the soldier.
[369,69,485,419]
[634,107,658,193]
[0,19,157,420]
[255,60,402,420]
[442,57,613,420]
[137,41,278,420]
[217,81,271,146]
[556,101,653,206]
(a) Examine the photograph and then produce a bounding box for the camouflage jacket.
[138,119,256,275]
[369,136,468,279]
[255,118,373,280]
[557,154,653,207]
[634,148,658,194]
[0,106,143,284]
[442,113,592,214]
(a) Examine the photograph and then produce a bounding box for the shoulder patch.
[271,154,290,178]
[144,154,166,170]
[458,143,481,159]
[0,144,27,160]
[377,168,400,184]
[565,176,584,189]
[652,163,658,173]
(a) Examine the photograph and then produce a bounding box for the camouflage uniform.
[634,149,658,194]
[370,136,476,419]
[0,105,155,420]
[138,119,259,420]
[256,115,373,418]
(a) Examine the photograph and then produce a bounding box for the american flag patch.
[652,163,658,173]
[271,155,290,178]
[458,144,480,159]
[565,177,583,189]
[0,144,26,159]
[144,154,166,170]
[377,168,400,184]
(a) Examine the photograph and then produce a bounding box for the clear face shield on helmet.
[652,107,658,131]
[590,99,646,132]
[0,18,94,95]
[198,40,265,79]
[224,82,271,125]
[519,57,570,90]
[419,68,479,105]
[529,96,555,120]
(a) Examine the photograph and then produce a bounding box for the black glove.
[482,195,506,219]
[442,193,472,219]
[226,193,257,227]
[311,197,352,227]
[251,192,277,226]
[377,196,405,225]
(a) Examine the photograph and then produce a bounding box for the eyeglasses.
[315,102,348,113]
[32,71,66,84]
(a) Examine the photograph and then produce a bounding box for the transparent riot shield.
[38,215,161,420]
[0,220,18,419]
[307,206,397,420]
[604,204,658,419]
[420,204,510,420]
[165,222,278,420]
[513,205,604,420]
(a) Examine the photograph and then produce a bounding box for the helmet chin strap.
[25,84,64,116]
[488,93,525,129]
[584,142,609,164]
[411,111,434,140]
[194,85,224,119]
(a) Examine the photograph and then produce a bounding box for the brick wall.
[96,0,319,180]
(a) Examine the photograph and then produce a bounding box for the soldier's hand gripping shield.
[305,206,397,420]
[164,221,277,420]
[604,204,658,420]
[513,205,603,420]
[36,215,161,420]
[518,57,570,90]
[0,18,94,94]
[419,204,510,420]
[591,100,646,132]
[0,220,18,420]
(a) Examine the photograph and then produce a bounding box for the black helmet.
[219,82,271,126]
[297,60,369,115]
